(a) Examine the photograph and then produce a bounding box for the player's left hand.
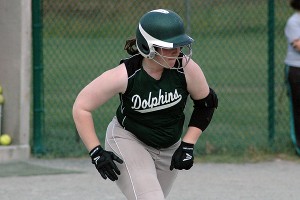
[170,141,194,170]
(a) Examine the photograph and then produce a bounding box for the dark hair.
[124,37,139,55]
[291,0,300,10]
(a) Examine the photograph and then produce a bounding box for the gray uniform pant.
[105,117,181,200]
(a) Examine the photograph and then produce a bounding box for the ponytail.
[124,37,139,55]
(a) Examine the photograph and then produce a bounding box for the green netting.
[36,0,295,158]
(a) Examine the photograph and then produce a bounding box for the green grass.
[36,0,298,160]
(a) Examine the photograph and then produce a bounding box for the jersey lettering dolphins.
[131,89,182,113]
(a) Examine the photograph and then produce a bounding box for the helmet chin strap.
[151,48,192,69]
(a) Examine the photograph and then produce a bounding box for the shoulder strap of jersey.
[119,54,143,96]
[120,54,143,77]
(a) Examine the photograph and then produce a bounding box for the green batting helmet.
[136,9,194,59]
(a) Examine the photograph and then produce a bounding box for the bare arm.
[182,59,210,144]
[292,39,300,51]
[72,64,127,151]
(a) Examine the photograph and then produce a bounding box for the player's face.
[158,47,180,58]
[156,47,180,67]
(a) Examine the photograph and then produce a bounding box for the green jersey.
[116,54,189,148]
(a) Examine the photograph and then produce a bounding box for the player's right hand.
[89,145,123,181]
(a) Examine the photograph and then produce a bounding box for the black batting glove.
[89,145,123,181]
[170,141,194,171]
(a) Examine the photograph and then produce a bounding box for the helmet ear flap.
[136,26,156,59]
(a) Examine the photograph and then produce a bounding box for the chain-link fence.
[35,0,294,158]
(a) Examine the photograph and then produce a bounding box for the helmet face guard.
[136,9,194,68]
[151,45,192,69]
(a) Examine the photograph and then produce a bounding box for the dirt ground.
[0,158,300,200]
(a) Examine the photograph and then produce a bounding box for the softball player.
[73,9,218,200]
[284,0,300,155]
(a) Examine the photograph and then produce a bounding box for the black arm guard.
[188,88,218,131]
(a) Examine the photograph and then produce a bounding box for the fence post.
[32,0,45,155]
[185,0,191,34]
[267,0,275,146]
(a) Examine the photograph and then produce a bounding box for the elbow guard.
[188,88,218,132]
